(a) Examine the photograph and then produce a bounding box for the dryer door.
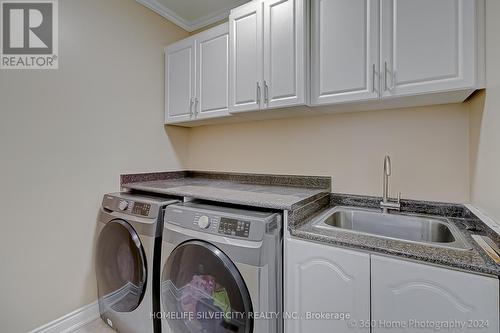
[96,219,147,313]
[162,240,254,333]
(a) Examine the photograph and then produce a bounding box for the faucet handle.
[384,155,392,176]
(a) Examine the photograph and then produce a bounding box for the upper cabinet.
[165,23,230,124]
[263,0,306,109]
[311,0,380,105]
[311,0,484,107]
[196,24,230,120]
[228,2,263,113]
[380,0,478,98]
[165,0,485,125]
[165,38,196,123]
[229,0,307,113]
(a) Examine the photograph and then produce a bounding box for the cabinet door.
[229,1,264,113]
[372,255,499,333]
[285,238,370,333]
[263,0,305,109]
[380,0,477,98]
[311,0,380,105]
[165,38,196,123]
[196,23,230,120]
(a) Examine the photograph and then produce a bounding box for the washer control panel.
[194,213,220,233]
[103,194,155,218]
[167,202,279,241]
[194,214,251,238]
[118,200,129,211]
[132,202,152,216]
[197,215,211,229]
[113,199,152,217]
[218,218,251,238]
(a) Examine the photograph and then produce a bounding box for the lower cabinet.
[285,238,499,333]
[371,255,499,333]
[285,237,370,333]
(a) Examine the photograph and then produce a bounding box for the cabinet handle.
[384,62,396,92]
[256,82,261,105]
[384,62,388,92]
[194,98,199,117]
[372,64,376,93]
[391,70,396,91]
[189,97,194,118]
[264,80,269,105]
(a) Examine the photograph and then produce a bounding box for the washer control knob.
[118,200,129,211]
[198,215,211,229]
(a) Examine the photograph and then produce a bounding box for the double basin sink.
[313,206,471,250]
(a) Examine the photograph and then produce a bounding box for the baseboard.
[28,301,100,333]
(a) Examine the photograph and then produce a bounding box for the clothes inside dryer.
[161,241,253,333]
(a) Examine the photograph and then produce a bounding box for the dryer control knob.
[198,215,211,229]
[118,200,129,211]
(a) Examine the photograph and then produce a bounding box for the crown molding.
[136,0,248,32]
[189,6,231,31]
[136,0,192,31]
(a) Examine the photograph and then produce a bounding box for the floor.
[72,319,116,333]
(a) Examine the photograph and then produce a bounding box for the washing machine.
[96,192,179,333]
[159,201,282,333]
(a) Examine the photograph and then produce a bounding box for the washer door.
[96,219,147,313]
[162,240,253,333]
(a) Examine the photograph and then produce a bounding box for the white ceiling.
[136,0,251,32]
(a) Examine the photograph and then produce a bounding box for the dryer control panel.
[102,193,178,219]
[165,201,280,241]
[218,218,251,238]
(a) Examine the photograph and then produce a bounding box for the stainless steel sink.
[313,206,471,250]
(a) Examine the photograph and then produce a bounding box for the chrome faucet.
[380,155,401,213]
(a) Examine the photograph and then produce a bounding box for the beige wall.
[0,0,189,332]
[468,0,500,223]
[1,1,498,332]
[187,104,470,203]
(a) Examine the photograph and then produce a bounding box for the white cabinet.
[165,23,229,124]
[371,255,499,333]
[285,238,370,333]
[165,38,196,123]
[229,1,263,113]
[263,0,306,108]
[311,0,483,107]
[311,0,380,105]
[166,0,484,125]
[286,239,499,333]
[196,24,230,119]
[380,0,478,98]
[229,0,306,113]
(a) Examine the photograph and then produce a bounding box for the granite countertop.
[120,171,331,210]
[120,171,499,276]
[290,194,500,277]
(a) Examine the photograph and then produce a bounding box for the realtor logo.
[1,0,58,69]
